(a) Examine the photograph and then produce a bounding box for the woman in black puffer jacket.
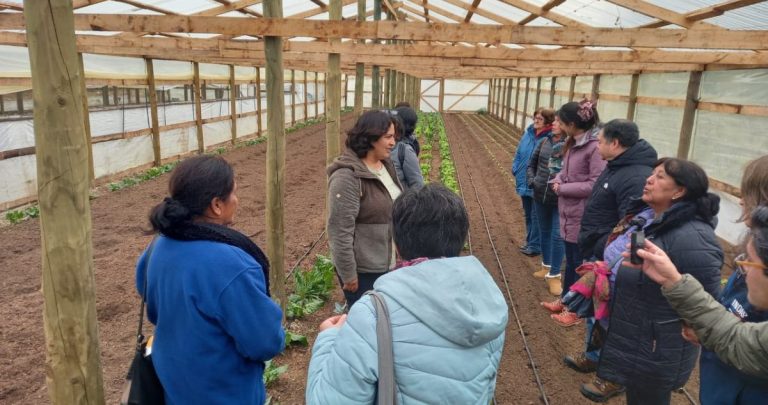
[588,158,724,405]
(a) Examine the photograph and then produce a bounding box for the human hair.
[534,107,555,125]
[750,205,768,266]
[602,119,639,148]
[392,184,469,260]
[559,99,599,155]
[394,101,411,108]
[655,157,720,221]
[149,155,235,233]
[740,155,768,222]
[345,110,392,158]
[394,106,418,137]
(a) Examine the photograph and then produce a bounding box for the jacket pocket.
[353,223,391,273]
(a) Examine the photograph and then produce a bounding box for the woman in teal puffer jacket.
[306,184,509,404]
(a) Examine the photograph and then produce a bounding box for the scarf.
[393,257,432,270]
[535,125,553,138]
[568,261,613,321]
[162,221,271,296]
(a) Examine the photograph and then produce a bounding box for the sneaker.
[551,309,581,326]
[545,275,562,295]
[532,266,550,279]
[541,298,564,313]
[520,247,541,257]
[580,378,626,402]
[564,353,597,373]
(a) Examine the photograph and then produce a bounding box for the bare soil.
[0,112,701,405]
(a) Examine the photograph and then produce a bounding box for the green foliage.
[4,204,41,225]
[476,108,488,115]
[284,330,308,349]
[108,162,178,192]
[245,136,268,146]
[286,254,336,319]
[263,360,288,388]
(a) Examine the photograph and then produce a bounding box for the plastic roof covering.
[0,0,764,30]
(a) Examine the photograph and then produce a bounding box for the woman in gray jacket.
[327,110,403,307]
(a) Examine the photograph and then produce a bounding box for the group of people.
[513,99,768,403]
[131,99,767,404]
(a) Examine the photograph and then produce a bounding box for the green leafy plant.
[263,360,288,387]
[284,330,308,349]
[108,161,178,192]
[5,210,25,224]
[4,204,41,225]
[286,254,336,319]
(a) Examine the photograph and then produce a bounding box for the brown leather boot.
[533,265,550,279]
[563,353,597,373]
[546,275,562,295]
[580,378,626,402]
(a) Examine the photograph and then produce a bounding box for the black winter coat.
[578,139,657,260]
[526,132,560,206]
[597,202,723,392]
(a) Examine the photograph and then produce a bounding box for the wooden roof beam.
[423,0,430,23]
[604,0,716,29]
[210,0,262,18]
[113,0,180,15]
[464,0,482,23]
[401,2,464,23]
[497,0,580,26]
[197,0,265,17]
[640,0,765,28]
[440,0,517,25]
[290,0,356,19]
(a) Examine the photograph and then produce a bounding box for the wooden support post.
[230,65,237,144]
[415,77,421,111]
[24,1,106,403]
[439,78,445,113]
[505,78,513,124]
[112,86,118,106]
[591,74,601,101]
[627,73,639,120]
[135,88,140,103]
[389,70,397,108]
[327,0,342,163]
[256,67,263,135]
[534,77,542,110]
[495,78,503,118]
[101,86,108,106]
[370,0,381,108]
[264,0,286,312]
[353,0,365,116]
[303,70,309,119]
[77,53,94,184]
[568,75,576,102]
[145,58,161,166]
[202,83,207,100]
[677,71,703,159]
[314,72,319,117]
[383,69,391,108]
[343,74,349,108]
[290,69,296,125]
[487,79,493,114]
[522,78,530,129]
[513,77,521,129]
[0,94,4,113]
[193,62,204,152]
[549,76,556,108]
[184,85,189,102]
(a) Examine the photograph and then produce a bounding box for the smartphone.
[630,230,645,265]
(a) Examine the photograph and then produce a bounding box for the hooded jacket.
[512,124,548,197]
[578,139,658,259]
[597,202,723,392]
[306,256,509,404]
[553,127,606,243]
[392,140,424,190]
[527,131,564,206]
[327,148,402,283]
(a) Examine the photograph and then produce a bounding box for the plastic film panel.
[599,75,631,96]
[638,72,689,100]
[634,104,683,158]
[92,135,154,179]
[597,100,629,122]
[0,155,37,207]
[700,69,768,106]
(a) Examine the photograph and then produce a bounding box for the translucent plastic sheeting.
[0,154,36,208]
[598,100,630,122]
[0,45,31,79]
[713,190,749,246]
[574,75,593,95]
[0,119,33,151]
[634,104,683,158]
[92,135,154,179]
[83,53,147,80]
[638,72,690,100]
[691,110,768,187]
[160,127,199,159]
[442,80,488,112]
[153,60,193,81]
[700,69,768,106]
[599,75,632,96]
[203,120,232,147]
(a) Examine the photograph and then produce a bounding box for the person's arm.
[663,275,768,377]
[218,265,285,362]
[306,297,379,404]
[402,144,424,188]
[557,148,606,198]
[512,126,533,175]
[526,141,543,187]
[327,171,361,284]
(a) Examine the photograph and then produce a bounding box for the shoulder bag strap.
[366,291,397,405]
[136,237,159,347]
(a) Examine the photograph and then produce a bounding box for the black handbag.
[120,238,165,405]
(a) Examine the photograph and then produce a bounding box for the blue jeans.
[534,201,564,275]
[562,241,584,298]
[521,196,541,252]
[584,317,601,362]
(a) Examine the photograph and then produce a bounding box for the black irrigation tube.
[285,229,327,281]
[443,113,550,405]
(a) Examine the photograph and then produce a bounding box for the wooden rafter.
[497,0,581,26]
[640,0,766,28]
[290,0,356,19]
[518,0,565,25]
[422,0,430,23]
[113,0,180,15]
[464,0,482,23]
[604,0,716,29]
[210,0,262,18]
[400,2,463,23]
[439,0,516,25]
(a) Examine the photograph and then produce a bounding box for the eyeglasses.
[533,116,544,121]
[735,253,768,277]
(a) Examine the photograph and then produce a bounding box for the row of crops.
[414,112,458,193]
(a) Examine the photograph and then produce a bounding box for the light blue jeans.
[534,201,564,275]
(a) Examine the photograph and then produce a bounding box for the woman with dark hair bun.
[327,110,402,307]
[580,157,724,404]
[137,155,284,404]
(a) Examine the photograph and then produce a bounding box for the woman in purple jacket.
[547,100,606,326]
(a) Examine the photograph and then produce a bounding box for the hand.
[552,183,560,194]
[342,278,359,293]
[621,240,682,289]
[681,323,700,345]
[319,314,348,332]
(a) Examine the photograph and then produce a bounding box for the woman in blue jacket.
[136,155,285,405]
[512,107,554,256]
[306,184,508,404]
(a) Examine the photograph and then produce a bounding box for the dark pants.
[521,196,541,252]
[337,272,386,309]
[562,241,584,298]
[626,386,671,405]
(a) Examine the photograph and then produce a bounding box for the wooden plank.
[698,101,768,117]
[549,76,556,108]
[230,64,237,144]
[193,62,204,152]
[487,78,493,115]
[627,73,639,120]
[344,73,349,108]
[145,58,161,165]
[256,66,263,135]
[513,77,520,127]
[263,0,286,312]
[77,53,94,184]
[677,71,703,159]
[505,78,514,123]
[438,78,445,112]
[23,1,106,403]
[521,77,530,129]
[534,76,542,111]
[304,70,309,118]
[314,72,319,116]
[290,69,296,125]
[568,75,575,102]
[3,14,766,50]
[327,0,342,165]
[592,73,601,101]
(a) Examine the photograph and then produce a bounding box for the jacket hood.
[374,256,508,347]
[608,139,657,169]
[326,148,377,179]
